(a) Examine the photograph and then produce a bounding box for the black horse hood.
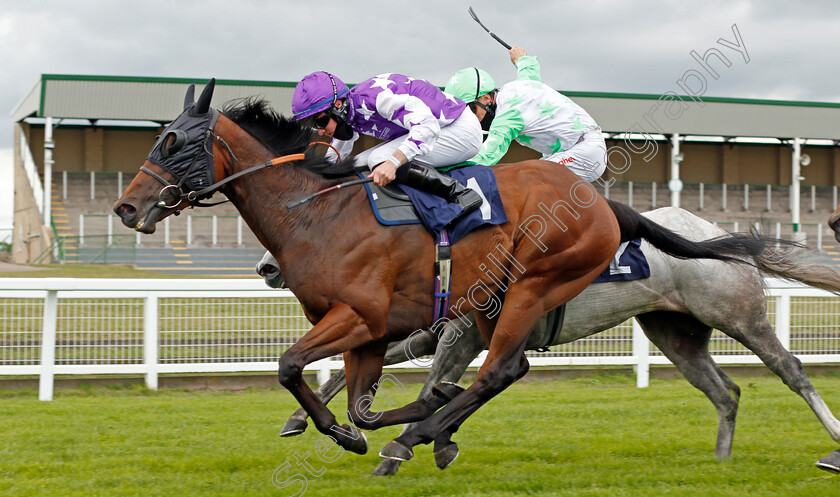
[146,79,219,196]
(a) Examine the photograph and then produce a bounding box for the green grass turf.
[1,374,839,496]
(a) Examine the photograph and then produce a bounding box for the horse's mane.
[220,97,357,178]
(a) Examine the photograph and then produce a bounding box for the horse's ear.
[183,84,196,109]
[195,78,216,114]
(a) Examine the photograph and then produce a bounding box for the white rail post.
[39,289,59,401]
[187,216,193,245]
[212,216,218,246]
[90,171,96,201]
[79,215,85,246]
[107,214,113,245]
[775,223,781,249]
[62,171,68,200]
[164,217,170,246]
[743,184,749,211]
[628,181,633,208]
[669,133,681,208]
[699,182,704,210]
[144,295,159,390]
[604,181,610,200]
[117,171,123,198]
[766,184,772,212]
[632,318,649,388]
[43,117,54,226]
[775,293,791,350]
[722,183,728,211]
[791,137,802,239]
[317,359,331,386]
[237,216,243,246]
[834,186,838,211]
[651,182,657,209]
[818,225,823,252]
[811,185,816,213]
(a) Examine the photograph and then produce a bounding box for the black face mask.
[328,101,354,141]
[333,119,354,140]
[473,101,497,132]
[480,102,496,131]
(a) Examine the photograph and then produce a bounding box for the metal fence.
[1,278,838,401]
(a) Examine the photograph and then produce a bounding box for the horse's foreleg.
[277,303,380,454]
[636,311,740,459]
[351,320,486,431]
[281,368,347,437]
[371,317,486,476]
[380,291,542,464]
[281,329,440,437]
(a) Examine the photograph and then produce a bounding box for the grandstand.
[10,75,840,272]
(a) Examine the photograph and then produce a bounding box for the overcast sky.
[1,0,839,230]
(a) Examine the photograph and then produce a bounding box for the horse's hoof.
[347,428,368,455]
[432,381,466,402]
[333,425,367,455]
[279,417,308,437]
[816,449,840,473]
[379,440,414,461]
[434,442,459,470]
[370,458,402,476]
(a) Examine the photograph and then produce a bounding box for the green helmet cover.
[444,67,496,104]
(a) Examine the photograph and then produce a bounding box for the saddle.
[359,178,423,225]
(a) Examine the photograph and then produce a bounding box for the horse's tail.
[753,246,840,295]
[607,200,769,263]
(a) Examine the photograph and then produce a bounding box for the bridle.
[140,127,305,212]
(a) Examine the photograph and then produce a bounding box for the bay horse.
[114,80,779,466]
[261,207,840,474]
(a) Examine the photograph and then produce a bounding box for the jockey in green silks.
[445,47,607,183]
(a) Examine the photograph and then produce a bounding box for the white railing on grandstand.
[601,181,839,215]
[0,278,838,401]
[18,128,44,216]
[78,214,247,246]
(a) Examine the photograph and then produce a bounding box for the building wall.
[23,124,161,173]
[12,124,52,264]
[20,123,840,187]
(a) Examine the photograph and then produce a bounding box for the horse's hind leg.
[721,319,840,440]
[635,311,740,459]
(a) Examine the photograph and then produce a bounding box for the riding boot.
[396,163,483,216]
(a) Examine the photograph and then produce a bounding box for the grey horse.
[257,207,840,475]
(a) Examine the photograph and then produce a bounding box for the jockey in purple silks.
[292,71,484,216]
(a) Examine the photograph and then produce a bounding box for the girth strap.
[432,229,452,323]
[536,304,566,353]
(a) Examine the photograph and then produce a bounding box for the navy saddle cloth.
[593,239,650,283]
[359,165,507,245]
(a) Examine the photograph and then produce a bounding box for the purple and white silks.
[331,73,469,165]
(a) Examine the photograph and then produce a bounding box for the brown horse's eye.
[161,130,187,158]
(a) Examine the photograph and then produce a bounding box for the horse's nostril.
[115,202,137,219]
[259,266,279,277]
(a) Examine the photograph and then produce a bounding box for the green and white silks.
[471,56,606,182]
